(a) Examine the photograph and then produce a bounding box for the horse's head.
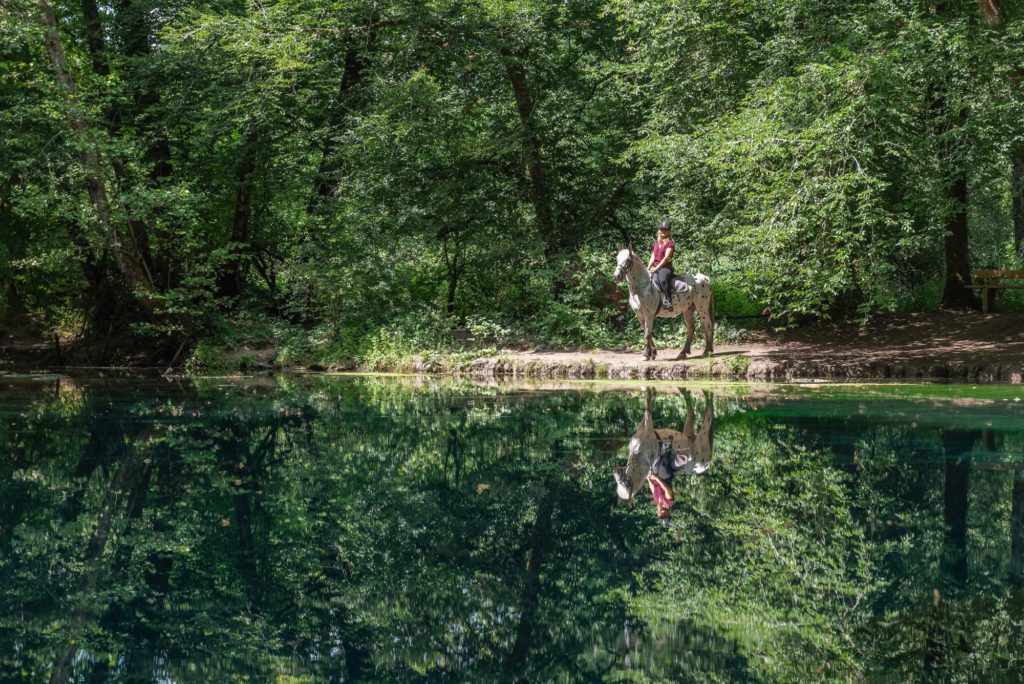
[612,466,632,501]
[613,248,633,281]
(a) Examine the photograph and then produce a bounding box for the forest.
[3,0,1024,366]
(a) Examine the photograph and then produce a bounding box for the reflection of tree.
[507,472,557,671]
[1014,472,1024,580]
[941,430,976,587]
[0,377,661,680]
[627,420,874,680]
[50,446,152,684]
[2,377,1024,681]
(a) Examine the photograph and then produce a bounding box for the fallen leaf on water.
[476,483,490,494]
[220,518,231,527]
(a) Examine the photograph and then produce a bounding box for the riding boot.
[660,286,673,311]
[659,280,673,310]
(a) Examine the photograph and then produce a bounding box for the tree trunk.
[78,0,108,76]
[941,177,974,308]
[81,0,173,281]
[446,266,459,319]
[931,3,974,309]
[1013,153,1024,256]
[112,0,151,57]
[308,47,369,214]
[38,0,158,318]
[218,135,258,298]
[441,235,461,319]
[978,0,1007,27]
[502,49,556,253]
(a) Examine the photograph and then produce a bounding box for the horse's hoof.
[675,352,687,361]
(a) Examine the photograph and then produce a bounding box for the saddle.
[670,277,689,293]
[651,274,689,310]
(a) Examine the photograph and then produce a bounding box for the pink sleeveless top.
[652,239,674,266]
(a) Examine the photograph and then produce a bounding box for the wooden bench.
[965,269,1024,312]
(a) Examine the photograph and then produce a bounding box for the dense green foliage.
[2,1,1024,362]
[2,375,1024,680]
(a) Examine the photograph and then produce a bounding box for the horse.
[613,388,715,503]
[613,247,714,361]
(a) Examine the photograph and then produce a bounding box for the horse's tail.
[705,285,716,352]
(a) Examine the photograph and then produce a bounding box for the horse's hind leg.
[678,306,695,359]
[643,317,655,360]
[701,289,715,356]
[643,328,650,360]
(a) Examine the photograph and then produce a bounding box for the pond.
[2,373,1024,682]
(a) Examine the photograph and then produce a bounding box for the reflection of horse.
[613,389,715,502]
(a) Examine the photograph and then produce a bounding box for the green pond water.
[2,373,1024,682]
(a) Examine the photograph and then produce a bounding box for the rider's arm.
[647,473,673,500]
[650,246,673,272]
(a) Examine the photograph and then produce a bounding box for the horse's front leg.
[644,317,656,360]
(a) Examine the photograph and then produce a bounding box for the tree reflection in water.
[1,375,1024,681]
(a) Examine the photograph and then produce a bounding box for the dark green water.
[2,373,1024,682]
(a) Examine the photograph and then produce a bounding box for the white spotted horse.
[613,247,714,360]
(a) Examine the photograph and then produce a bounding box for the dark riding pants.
[654,266,674,306]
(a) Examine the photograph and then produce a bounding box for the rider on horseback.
[648,221,677,311]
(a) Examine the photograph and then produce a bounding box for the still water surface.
[2,373,1024,682]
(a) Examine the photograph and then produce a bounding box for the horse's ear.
[627,242,635,254]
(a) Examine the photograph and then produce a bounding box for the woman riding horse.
[648,221,676,311]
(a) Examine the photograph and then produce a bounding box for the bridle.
[614,251,632,281]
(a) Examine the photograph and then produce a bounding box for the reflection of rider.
[648,221,675,311]
[648,438,684,521]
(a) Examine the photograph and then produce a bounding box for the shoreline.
[3,352,1023,385]
[422,351,1024,384]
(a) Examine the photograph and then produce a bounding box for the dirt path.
[4,310,1022,383]
[451,311,1024,383]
